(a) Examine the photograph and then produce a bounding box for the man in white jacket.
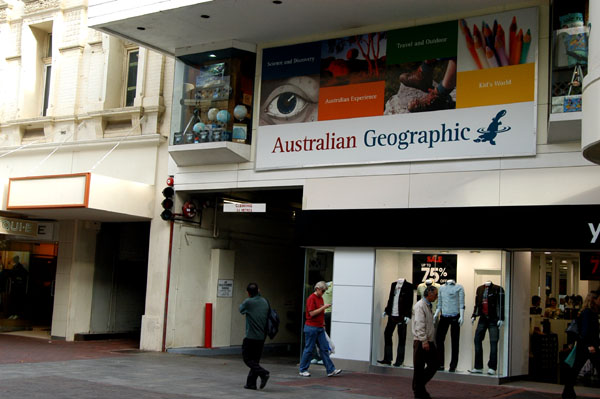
[411,285,439,399]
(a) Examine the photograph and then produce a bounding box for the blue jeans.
[299,325,335,374]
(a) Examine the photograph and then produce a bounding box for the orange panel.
[318,81,385,121]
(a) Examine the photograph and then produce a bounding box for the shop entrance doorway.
[528,251,600,387]
[0,241,58,337]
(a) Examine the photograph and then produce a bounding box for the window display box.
[169,48,255,166]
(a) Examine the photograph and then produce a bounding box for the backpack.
[265,299,280,339]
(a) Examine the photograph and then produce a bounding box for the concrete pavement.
[0,334,598,398]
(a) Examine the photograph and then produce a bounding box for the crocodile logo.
[474,110,511,145]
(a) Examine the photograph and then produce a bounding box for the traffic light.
[161,178,175,221]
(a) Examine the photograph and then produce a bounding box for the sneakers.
[317,360,324,365]
[298,371,311,377]
[310,359,318,364]
[487,369,496,375]
[468,368,483,374]
[408,88,454,113]
[327,369,342,377]
[399,66,433,92]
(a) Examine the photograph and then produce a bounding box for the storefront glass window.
[372,249,509,377]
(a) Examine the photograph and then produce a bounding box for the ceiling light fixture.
[209,53,216,58]
[137,27,146,30]
[273,0,283,4]
[201,15,210,19]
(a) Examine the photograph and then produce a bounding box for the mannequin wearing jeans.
[378,279,413,366]
[434,280,465,372]
[469,282,504,375]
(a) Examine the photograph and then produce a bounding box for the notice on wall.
[217,279,234,297]
[257,7,538,170]
[580,252,600,281]
[412,254,457,285]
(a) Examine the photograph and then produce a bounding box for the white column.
[330,248,375,361]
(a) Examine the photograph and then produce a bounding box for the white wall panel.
[332,285,374,324]
[330,321,372,361]
[304,176,409,210]
[500,166,600,205]
[333,248,375,286]
[409,170,500,208]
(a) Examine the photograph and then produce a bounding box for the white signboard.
[257,103,535,170]
[223,203,266,213]
[217,279,234,297]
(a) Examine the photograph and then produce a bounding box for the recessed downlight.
[137,26,146,30]
[201,14,210,18]
[273,0,283,4]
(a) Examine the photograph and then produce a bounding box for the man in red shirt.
[298,281,342,377]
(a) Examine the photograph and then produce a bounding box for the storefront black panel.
[297,205,600,250]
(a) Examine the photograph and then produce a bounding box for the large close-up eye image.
[259,75,319,126]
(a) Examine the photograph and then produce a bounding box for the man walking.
[412,285,439,399]
[239,283,270,390]
[299,281,342,377]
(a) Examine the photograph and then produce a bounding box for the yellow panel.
[456,63,535,108]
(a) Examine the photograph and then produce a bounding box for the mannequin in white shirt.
[378,277,413,367]
[433,279,465,372]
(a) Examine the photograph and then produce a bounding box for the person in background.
[562,291,600,399]
[530,295,542,315]
[544,297,561,319]
[298,281,341,378]
[239,283,270,390]
[412,285,439,399]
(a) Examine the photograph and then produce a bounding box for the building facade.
[86,0,600,387]
[0,0,172,341]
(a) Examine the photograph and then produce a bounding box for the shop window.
[372,249,509,377]
[550,0,588,115]
[169,48,255,165]
[124,49,139,107]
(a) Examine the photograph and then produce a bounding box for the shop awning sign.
[0,217,38,238]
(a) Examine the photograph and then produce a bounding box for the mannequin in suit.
[378,278,414,366]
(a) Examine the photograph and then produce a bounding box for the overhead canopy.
[3,173,154,222]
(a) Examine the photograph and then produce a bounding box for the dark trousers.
[242,338,269,388]
[412,340,438,395]
[436,315,460,370]
[562,345,600,396]
[382,315,407,365]
[474,316,499,370]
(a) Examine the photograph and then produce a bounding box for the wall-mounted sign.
[223,203,266,213]
[0,217,38,237]
[580,252,600,281]
[257,8,538,170]
[412,254,458,285]
[217,279,234,297]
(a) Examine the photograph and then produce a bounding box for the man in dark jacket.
[239,282,270,390]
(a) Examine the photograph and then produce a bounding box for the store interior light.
[544,251,551,254]
[561,260,567,264]
[209,53,217,58]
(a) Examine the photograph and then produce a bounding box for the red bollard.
[205,303,213,348]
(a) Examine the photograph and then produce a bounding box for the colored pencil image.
[459,14,533,70]
[509,16,517,65]
[495,24,509,66]
[473,24,489,68]
[485,46,499,68]
[520,29,531,64]
[459,19,483,69]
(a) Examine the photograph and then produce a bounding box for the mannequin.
[416,279,440,313]
[433,279,465,372]
[469,281,505,375]
[378,278,413,366]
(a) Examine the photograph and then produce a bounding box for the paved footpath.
[0,335,598,399]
